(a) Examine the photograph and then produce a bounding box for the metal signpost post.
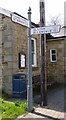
[27,7,33,112]
[12,7,33,112]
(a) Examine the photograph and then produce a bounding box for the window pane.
[31,40,34,52]
[52,55,56,61]
[32,53,34,65]
[31,38,37,67]
[52,50,56,54]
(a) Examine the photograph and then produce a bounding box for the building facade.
[0,8,40,95]
[46,37,66,83]
[0,8,66,95]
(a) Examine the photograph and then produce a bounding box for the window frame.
[50,49,57,62]
[31,38,37,67]
[19,52,26,69]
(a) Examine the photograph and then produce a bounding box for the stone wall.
[64,38,66,84]
[2,14,13,94]
[46,38,65,83]
[12,21,40,79]
[0,14,2,96]
[1,14,40,95]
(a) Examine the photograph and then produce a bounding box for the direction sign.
[11,13,28,27]
[31,25,61,35]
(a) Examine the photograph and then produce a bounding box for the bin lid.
[13,74,26,79]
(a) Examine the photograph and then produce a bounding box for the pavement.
[15,84,65,120]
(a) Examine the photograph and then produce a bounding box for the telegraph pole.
[40,0,47,106]
[27,7,33,112]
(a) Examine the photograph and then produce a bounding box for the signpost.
[11,13,28,27]
[31,25,60,35]
[27,7,33,112]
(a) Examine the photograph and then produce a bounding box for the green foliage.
[14,100,21,106]
[0,98,27,119]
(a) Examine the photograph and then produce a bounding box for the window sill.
[32,67,38,71]
[50,61,57,63]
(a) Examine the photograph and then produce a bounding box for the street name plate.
[31,25,61,35]
[11,13,28,27]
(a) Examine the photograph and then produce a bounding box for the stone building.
[0,8,66,95]
[46,36,66,83]
[0,8,40,95]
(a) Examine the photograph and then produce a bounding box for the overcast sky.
[0,0,65,25]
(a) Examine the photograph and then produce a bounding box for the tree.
[47,14,63,26]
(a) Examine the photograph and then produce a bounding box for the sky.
[0,0,65,25]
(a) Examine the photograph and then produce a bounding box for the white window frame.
[31,38,37,67]
[50,49,57,62]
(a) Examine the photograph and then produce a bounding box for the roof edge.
[47,36,66,41]
[0,7,11,17]
[0,7,39,27]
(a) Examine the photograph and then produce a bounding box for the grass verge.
[0,98,27,119]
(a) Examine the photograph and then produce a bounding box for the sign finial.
[40,0,45,2]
